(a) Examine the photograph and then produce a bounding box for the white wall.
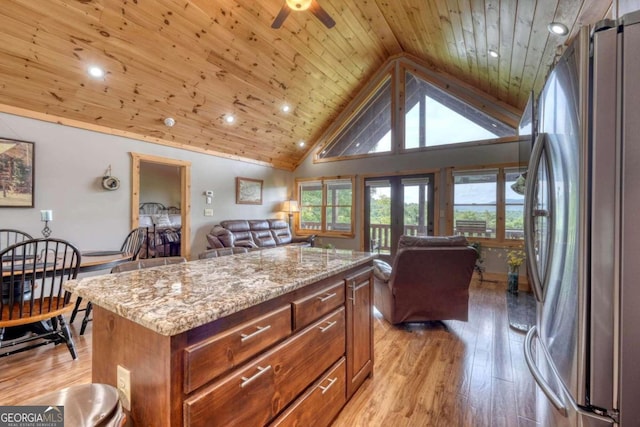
[140,162,181,208]
[0,112,290,259]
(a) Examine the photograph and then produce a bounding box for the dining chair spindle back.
[0,238,81,359]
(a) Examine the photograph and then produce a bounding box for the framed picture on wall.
[0,138,35,208]
[236,177,263,205]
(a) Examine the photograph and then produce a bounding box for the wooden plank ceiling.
[0,0,612,170]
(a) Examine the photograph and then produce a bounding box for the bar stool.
[27,383,126,427]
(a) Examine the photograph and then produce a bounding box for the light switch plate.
[204,208,214,216]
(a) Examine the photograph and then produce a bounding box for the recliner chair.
[373,235,478,325]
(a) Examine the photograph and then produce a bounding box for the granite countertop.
[65,246,375,336]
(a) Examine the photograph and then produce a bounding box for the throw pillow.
[153,213,173,227]
[373,259,392,283]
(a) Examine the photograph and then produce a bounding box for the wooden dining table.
[78,250,135,273]
[1,251,134,277]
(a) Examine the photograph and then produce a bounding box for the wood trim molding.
[130,152,192,259]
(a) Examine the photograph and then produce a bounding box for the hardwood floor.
[0,280,539,426]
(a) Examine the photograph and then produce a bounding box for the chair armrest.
[373,259,392,283]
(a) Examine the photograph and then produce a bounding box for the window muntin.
[452,167,525,242]
[298,177,354,235]
[504,168,526,240]
[453,170,498,239]
[299,180,323,231]
[404,71,514,149]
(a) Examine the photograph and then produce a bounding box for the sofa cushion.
[235,239,258,249]
[221,220,250,232]
[248,220,270,231]
[251,229,277,247]
[269,219,292,245]
[210,225,238,247]
[398,235,468,249]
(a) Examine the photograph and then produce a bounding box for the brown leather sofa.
[373,235,478,324]
[206,219,315,250]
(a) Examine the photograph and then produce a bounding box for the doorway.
[364,173,436,262]
[130,153,191,259]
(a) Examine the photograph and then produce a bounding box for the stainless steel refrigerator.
[523,12,640,427]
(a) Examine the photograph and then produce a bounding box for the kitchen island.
[65,246,375,426]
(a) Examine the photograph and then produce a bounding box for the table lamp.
[40,209,53,237]
[282,200,299,230]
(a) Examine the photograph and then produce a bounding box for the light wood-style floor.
[0,279,539,426]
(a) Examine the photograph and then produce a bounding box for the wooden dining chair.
[0,229,33,252]
[76,256,187,336]
[0,238,81,359]
[120,227,146,260]
[70,228,146,332]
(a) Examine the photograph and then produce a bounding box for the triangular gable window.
[405,71,513,148]
[315,56,517,162]
[317,77,392,160]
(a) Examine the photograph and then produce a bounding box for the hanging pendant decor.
[102,165,120,191]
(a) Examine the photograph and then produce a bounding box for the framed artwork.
[0,138,35,208]
[236,177,263,205]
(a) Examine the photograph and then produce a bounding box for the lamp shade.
[282,200,300,214]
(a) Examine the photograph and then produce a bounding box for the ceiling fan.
[271,0,336,29]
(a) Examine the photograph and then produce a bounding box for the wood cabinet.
[91,264,373,426]
[345,267,374,398]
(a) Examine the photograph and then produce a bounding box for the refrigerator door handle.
[524,326,568,416]
[524,133,547,303]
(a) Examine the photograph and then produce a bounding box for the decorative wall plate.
[102,176,120,191]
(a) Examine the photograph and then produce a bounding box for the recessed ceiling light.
[298,141,305,147]
[548,22,569,36]
[282,104,291,113]
[164,117,176,127]
[225,115,235,124]
[87,66,104,78]
[488,50,499,58]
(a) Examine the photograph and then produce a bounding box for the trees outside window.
[297,177,354,236]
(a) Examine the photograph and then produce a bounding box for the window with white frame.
[297,177,354,235]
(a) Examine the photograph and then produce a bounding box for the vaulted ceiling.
[0,0,612,170]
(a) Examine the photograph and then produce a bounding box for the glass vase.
[507,268,519,295]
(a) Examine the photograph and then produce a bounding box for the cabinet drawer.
[270,357,346,427]
[184,308,345,427]
[292,281,345,329]
[183,305,292,393]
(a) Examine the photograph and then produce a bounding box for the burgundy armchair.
[373,235,478,324]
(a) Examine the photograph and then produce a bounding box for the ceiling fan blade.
[309,0,336,28]
[271,4,291,29]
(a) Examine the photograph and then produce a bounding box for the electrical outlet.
[204,208,214,216]
[117,365,131,411]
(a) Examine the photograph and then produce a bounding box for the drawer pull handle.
[319,320,337,332]
[317,292,337,302]
[319,377,337,394]
[240,325,271,342]
[240,365,272,388]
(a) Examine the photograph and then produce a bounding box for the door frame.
[361,169,440,259]
[130,152,192,259]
